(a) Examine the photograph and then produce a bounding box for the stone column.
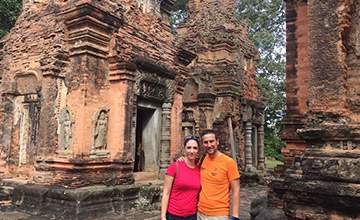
[245,121,253,172]
[159,102,172,178]
[19,103,30,165]
[257,124,265,170]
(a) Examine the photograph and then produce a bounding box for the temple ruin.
[0,0,264,218]
[251,0,360,219]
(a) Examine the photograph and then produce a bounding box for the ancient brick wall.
[0,0,186,187]
[177,0,265,170]
[277,0,308,175]
[0,1,69,178]
[268,0,360,219]
[0,0,266,188]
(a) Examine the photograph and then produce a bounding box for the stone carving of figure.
[94,110,108,150]
[63,111,72,150]
[59,106,74,154]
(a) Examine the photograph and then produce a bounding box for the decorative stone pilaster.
[159,102,172,178]
[257,124,265,170]
[245,121,253,172]
[19,102,30,165]
[198,93,216,129]
[109,60,136,161]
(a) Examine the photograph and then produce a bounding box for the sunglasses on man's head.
[185,135,199,140]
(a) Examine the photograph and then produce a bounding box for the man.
[198,129,240,220]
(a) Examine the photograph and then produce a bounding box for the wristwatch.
[231,216,240,220]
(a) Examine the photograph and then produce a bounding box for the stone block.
[0,186,13,201]
[8,183,159,220]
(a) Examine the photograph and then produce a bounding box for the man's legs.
[197,212,229,220]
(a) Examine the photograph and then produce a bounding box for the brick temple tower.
[262,1,360,219]
[0,0,266,218]
[177,0,266,171]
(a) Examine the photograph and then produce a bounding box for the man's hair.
[200,129,218,140]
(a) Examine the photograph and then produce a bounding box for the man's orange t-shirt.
[198,153,240,216]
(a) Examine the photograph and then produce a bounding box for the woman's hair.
[184,135,200,147]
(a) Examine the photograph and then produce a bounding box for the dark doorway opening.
[134,107,155,172]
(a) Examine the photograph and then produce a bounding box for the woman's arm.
[161,174,174,220]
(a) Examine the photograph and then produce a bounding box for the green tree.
[237,0,286,160]
[0,0,22,39]
[169,0,188,34]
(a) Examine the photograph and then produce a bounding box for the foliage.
[237,0,286,161]
[169,0,189,34]
[0,0,22,39]
[264,130,285,161]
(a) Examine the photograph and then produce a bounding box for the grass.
[265,159,283,169]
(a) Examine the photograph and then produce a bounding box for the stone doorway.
[134,101,162,173]
[14,94,40,167]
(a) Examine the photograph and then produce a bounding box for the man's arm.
[230,178,240,218]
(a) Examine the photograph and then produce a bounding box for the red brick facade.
[267,1,360,219]
[0,0,265,188]
[277,0,309,175]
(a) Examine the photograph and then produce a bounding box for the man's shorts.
[197,211,229,220]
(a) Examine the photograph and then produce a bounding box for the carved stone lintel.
[134,56,176,80]
[139,80,167,101]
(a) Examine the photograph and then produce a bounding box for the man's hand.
[176,156,185,162]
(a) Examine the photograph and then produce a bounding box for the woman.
[161,135,201,220]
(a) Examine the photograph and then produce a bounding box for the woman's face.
[184,139,199,160]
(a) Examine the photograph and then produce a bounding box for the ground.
[0,185,268,220]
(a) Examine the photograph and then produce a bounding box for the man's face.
[201,133,219,156]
